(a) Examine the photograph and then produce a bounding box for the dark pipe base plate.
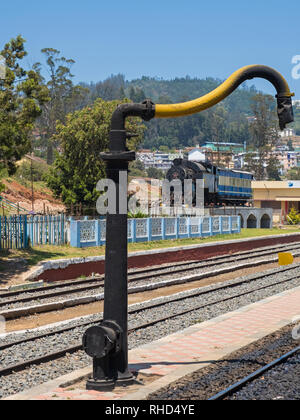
[86,375,138,392]
[86,378,116,392]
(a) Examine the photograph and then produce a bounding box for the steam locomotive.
[166,159,253,206]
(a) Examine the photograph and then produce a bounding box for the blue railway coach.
[217,169,253,203]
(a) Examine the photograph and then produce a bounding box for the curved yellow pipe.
[155,65,294,118]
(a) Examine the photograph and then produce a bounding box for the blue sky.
[1,0,300,97]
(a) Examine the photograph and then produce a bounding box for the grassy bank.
[0,227,299,267]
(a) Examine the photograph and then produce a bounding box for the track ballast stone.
[1,265,300,399]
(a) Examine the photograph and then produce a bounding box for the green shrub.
[287,207,300,225]
[128,211,148,219]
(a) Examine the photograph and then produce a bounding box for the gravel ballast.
[1,264,300,399]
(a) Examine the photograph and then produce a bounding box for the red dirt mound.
[1,180,65,214]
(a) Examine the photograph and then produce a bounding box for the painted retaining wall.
[70,216,241,248]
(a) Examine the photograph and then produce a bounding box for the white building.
[188,148,206,162]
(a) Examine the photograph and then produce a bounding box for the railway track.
[1,262,300,381]
[208,345,300,400]
[1,241,300,312]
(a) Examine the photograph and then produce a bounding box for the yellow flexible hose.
[155,65,293,118]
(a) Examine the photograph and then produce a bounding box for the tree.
[244,94,279,180]
[81,74,126,103]
[287,139,294,151]
[129,160,147,177]
[146,167,165,179]
[266,156,282,180]
[0,36,49,184]
[159,146,170,153]
[45,98,146,207]
[129,87,146,103]
[35,48,88,163]
[286,167,300,180]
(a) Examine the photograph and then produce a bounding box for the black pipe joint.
[110,100,155,132]
[276,95,294,131]
[83,320,122,359]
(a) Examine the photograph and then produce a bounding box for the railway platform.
[5,284,300,400]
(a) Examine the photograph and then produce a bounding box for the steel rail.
[1,267,299,378]
[1,242,300,308]
[208,345,300,400]
[1,240,299,301]
[1,258,300,352]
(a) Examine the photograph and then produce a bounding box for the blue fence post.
[188,217,192,238]
[30,216,33,246]
[162,218,166,240]
[24,215,28,248]
[127,219,131,243]
[209,217,213,236]
[199,217,203,238]
[99,218,104,246]
[238,215,242,233]
[48,215,51,245]
[229,216,233,233]
[96,219,101,246]
[70,220,81,247]
[61,214,65,245]
[147,218,152,242]
[132,219,137,243]
[220,216,223,235]
[176,217,179,239]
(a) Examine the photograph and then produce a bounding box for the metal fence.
[0,214,67,249]
[27,214,67,246]
[0,215,28,249]
[70,216,241,248]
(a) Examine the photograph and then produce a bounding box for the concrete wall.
[209,207,273,229]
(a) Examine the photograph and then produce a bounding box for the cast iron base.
[86,373,137,392]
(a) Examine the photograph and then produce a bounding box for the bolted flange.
[83,320,122,359]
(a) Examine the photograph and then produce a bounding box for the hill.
[1,156,65,215]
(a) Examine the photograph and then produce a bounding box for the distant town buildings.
[136,133,300,176]
[136,150,184,171]
[292,99,300,108]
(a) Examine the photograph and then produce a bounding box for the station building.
[252,180,300,223]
